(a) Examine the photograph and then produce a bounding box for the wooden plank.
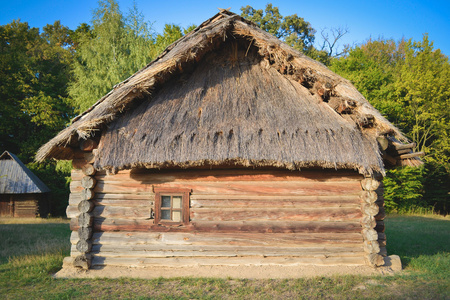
[191,207,362,222]
[191,199,359,209]
[70,231,363,246]
[96,193,154,200]
[94,180,362,196]
[95,169,363,183]
[71,169,84,181]
[73,245,364,258]
[92,205,151,219]
[70,218,155,231]
[68,193,82,206]
[69,181,83,193]
[91,256,366,267]
[93,199,154,207]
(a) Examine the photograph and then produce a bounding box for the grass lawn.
[0,214,448,299]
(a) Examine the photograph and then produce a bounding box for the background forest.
[1,1,448,216]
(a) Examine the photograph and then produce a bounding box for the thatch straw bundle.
[36,10,408,175]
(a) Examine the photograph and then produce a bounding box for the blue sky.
[1,0,449,56]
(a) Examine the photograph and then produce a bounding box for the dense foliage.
[0,1,448,215]
[332,36,450,214]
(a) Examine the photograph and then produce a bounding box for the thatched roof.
[0,151,50,194]
[36,10,415,175]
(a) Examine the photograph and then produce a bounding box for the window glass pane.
[161,209,171,220]
[172,196,182,209]
[161,196,171,207]
[172,211,181,222]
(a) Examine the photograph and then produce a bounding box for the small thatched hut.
[37,11,421,272]
[0,151,50,217]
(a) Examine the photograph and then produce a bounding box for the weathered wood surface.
[81,189,95,201]
[67,205,151,219]
[88,256,366,267]
[361,203,379,217]
[190,207,361,222]
[78,200,94,213]
[78,212,93,227]
[392,142,416,151]
[76,240,92,253]
[95,169,363,183]
[82,164,96,176]
[78,227,93,240]
[191,195,359,208]
[71,245,365,258]
[72,155,94,169]
[81,176,96,189]
[70,218,363,234]
[360,178,381,191]
[360,191,377,204]
[70,231,364,246]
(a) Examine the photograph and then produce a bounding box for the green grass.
[0,215,448,299]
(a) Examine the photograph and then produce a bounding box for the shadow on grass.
[385,214,449,268]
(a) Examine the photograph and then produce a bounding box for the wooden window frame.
[154,188,190,226]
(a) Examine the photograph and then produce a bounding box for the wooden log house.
[37,11,422,272]
[0,151,50,217]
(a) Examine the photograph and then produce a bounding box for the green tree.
[240,4,346,64]
[332,36,450,214]
[0,20,74,160]
[69,0,156,112]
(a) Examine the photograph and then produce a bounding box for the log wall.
[67,165,379,268]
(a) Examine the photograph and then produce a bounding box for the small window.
[154,188,190,225]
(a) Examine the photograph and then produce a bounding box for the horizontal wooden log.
[68,192,82,206]
[360,215,376,229]
[93,199,154,207]
[69,181,83,193]
[395,152,425,160]
[364,240,380,254]
[95,169,363,183]
[72,154,94,169]
[394,148,413,155]
[360,178,381,191]
[96,193,154,200]
[376,136,389,151]
[90,256,366,267]
[391,142,416,151]
[78,200,94,213]
[78,227,93,240]
[75,244,364,257]
[360,191,377,204]
[76,240,92,253]
[82,164,96,176]
[94,180,362,196]
[362,229,378,241]
[81,176,97,189]
[93,205,151,219]
[78,212,93,227]
[191,199,359,209]
[71,169,84,181]
[70,231,363,246]
[361,203,380,217]
[71,217,364,235]
[378,232,386,241]
[191,207,362,222]
[81,189,95,201]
